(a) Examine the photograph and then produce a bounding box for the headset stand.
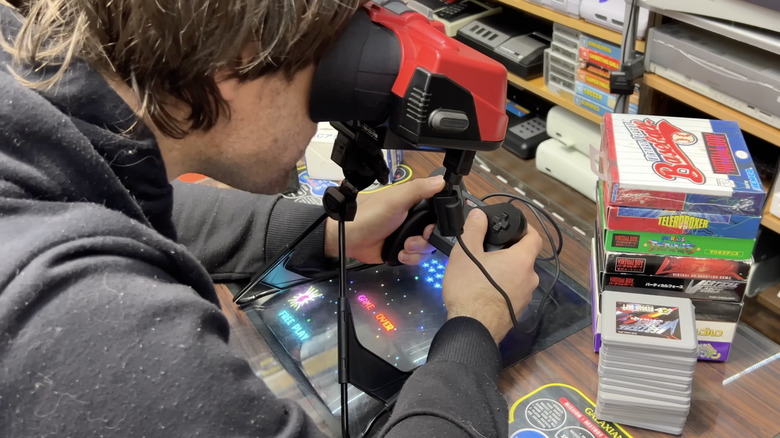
[611,0,645,113]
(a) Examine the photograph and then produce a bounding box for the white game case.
[598,361,693,387]
[600,354,695,377]
[600,345,697,368]
[594,410,686,435]
[599,382,691,405]
[601,290,698,356]
[599,375,691,397]
[597,390,690,414]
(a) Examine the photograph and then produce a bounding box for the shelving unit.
[500,0,646,53]
[507,72,601,124]
[496,0,780,232]
[497,0,644,125]
[762,202,780,234]
[643,73,780,146]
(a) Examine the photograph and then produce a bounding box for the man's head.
[6,0,363,192]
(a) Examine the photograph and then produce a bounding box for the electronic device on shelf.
[505,115,548,160]
[456,11,552,79]
[502,85,552,159]
[545,105,600,156]
[637,0,780,33]
[579,0,650,39]
[411,0,502,36]
[645,22,780,130]
[536,138,598,201]
[525,0,582,18]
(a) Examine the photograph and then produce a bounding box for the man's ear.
[215,73,241,102]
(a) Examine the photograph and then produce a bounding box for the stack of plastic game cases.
[596,290,698,435]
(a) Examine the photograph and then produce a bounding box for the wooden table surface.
[214,151,780,437]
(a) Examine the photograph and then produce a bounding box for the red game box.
[597,114,766,216]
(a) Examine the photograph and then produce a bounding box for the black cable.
[614,0,640,114]
[338,218,351,438]
[455,192,564,335]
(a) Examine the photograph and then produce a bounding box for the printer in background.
[411,0,502,36]
[502,85,552,160]
[455,10,552,79]
[535,106,600,201]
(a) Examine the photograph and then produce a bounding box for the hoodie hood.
[0,5,175,239]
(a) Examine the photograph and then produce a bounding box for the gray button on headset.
[428,109,469,133]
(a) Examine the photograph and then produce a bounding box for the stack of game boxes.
[575,33,639,117]
[596,290,698,435]
[591,113,766,361]
[544,24,640,117]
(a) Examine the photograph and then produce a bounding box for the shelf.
[507,72,602,124]
[499,0,646,53]
[643,73,780,146]
[762,203,780,234]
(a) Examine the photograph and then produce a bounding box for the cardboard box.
[304,122,403,182]
[600,181,762,240]
[599,114,766,216]
[600,273,746,302]
[575,80,640,110]
[579,33,623,60]
[579,47,620,71]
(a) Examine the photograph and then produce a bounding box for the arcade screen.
[239,251,590,435]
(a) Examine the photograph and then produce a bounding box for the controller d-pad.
[491,212,511,232]
[481,203,527,250]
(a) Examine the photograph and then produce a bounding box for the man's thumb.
[459,208,487,253]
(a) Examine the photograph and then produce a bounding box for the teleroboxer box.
[596,184,757,260]
[599,192,763,240]
[591,239,744,361]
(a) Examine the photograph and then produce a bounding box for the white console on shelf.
[637,0,780,33]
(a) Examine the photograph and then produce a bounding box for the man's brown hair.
[4,0,362,137]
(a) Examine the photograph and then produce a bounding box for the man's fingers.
[404,235,436,254]
[505,225,544,257]
[383,176,445,211]
[398,250,429,265]
[458,208,488,254]
[422,223,436,241]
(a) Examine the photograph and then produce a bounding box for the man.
[0,0,543,436]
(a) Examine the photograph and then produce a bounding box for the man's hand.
[443,208,543,345]
[324,176,446,264]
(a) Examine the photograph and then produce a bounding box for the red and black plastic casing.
[310,2,508,153]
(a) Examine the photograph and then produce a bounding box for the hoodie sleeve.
[380,317,508,438]
[171,180,333,282]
